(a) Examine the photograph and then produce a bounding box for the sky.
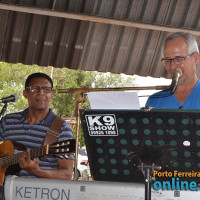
[88,73,172,109]
[133,75,171,107]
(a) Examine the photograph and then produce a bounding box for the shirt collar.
[21,108,56,126]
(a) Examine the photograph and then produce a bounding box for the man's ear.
[23,90,28,99]
[193,52,199,64]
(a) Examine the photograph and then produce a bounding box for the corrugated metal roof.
[0,0,199,78]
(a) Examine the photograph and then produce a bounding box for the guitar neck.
[1,146,47,168]
[0,139,75,169]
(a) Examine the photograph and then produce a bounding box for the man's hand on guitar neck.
[19,150,40,175]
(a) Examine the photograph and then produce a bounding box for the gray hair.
[162,32,199,55]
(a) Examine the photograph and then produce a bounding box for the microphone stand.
[0,103,8,121]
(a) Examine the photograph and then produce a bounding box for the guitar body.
[0,139,75,185]
[6,142,26,177]
[0,140,14,185]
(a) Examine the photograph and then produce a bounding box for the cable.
[138,90,173,99]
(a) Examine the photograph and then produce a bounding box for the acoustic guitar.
[0,139,75,185]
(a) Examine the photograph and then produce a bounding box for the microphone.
[0,94,19,103]
[170,68,183,93]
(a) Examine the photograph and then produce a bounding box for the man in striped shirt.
[0,73,74,179]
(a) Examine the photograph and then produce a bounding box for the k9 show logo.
[85,114,119,136]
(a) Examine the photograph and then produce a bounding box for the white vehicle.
[74,148,90,180]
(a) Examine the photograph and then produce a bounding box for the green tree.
[0,63,136,146]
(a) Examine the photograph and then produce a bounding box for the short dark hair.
[25,73,53,88]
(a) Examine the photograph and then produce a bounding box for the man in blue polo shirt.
[0,73,74,180]
[146,32,200,109]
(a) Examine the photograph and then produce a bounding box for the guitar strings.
[0,146,47,168]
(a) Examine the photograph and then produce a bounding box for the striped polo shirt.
[0,108,74,178]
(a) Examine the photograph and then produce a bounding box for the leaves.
[0,62,136,146]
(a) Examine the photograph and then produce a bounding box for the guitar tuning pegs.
[55,152,75,159]
[64,154,69,159]
[55,154,64,159]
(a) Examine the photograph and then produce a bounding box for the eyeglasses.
[161,53,194,67]
[26,86,53,93]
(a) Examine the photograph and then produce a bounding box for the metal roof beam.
[0,3,199,36]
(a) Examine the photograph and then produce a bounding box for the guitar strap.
[41,115,65,146]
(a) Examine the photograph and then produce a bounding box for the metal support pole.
[145,168,151,200]
[73,93,84,180]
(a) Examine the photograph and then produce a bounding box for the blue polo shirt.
[0,108,74,177]
[145,80,200,109]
